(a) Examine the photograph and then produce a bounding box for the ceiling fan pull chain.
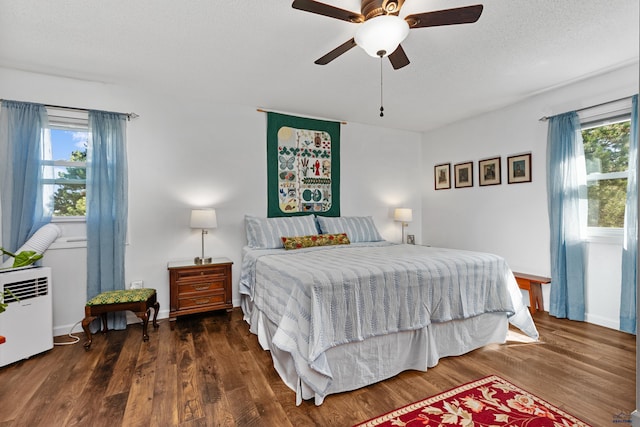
[379,54,384,117]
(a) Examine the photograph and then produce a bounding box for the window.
[581,105,631,232]
[43,109,88,218]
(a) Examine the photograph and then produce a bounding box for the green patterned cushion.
[281,233,350,250]
[87,288,156,306]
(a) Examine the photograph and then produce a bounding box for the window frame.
[578,100,632,242]
[42,108,90,249]
[44,107,89,222]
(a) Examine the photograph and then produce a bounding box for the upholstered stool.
[82,288,159,350]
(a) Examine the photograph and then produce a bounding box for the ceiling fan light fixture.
[354,15,410,58]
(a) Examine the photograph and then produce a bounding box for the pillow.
[245,215,318,249]
[281,233,350,250]
[316,216,383,243]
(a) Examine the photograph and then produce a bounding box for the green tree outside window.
[582,121,630,228]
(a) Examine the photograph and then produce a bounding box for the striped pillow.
[316,216,384,243]
[245,215,319,249]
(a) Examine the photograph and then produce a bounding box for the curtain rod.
[538,95,632,121]
[0,99,139,121]
[257,108,347,125]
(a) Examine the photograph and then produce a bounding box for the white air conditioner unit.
[0,267,53,367]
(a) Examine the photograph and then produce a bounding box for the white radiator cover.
[0,267,53,367]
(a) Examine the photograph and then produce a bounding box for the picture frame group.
[434,153,531,190]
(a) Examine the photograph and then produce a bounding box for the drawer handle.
[192,298,211,305]
[193,285,209,291]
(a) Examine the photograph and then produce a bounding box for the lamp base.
[194,256,212,265]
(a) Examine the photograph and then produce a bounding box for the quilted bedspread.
[240,242,538,395]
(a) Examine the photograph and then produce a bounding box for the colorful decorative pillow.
[245,215,319,249]
[315,216,384,243]
[281,233,350,250]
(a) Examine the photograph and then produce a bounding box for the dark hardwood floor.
[0,309,635,426]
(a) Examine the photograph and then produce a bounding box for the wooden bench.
[513,272,551,315]
[81,288,159,350]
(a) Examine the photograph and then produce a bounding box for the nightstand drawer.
[174,266,227,280]
[177,280,225,294]
[178,291,225,310]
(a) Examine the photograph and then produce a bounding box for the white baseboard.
[585,313,619,331]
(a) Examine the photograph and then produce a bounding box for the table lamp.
[190,208,217,264]
[394,208,412,243]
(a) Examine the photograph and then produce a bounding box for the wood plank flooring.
[0,309,634,426]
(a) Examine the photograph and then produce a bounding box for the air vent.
[2,276,49,303]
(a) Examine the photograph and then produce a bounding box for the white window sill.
[51,216,86,223]
[584,228,624,245]
[49,237,87,250]
[50,216,87,249]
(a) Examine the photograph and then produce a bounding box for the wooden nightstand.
[167,258,233,330]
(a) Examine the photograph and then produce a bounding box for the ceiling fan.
[292,0,484,70]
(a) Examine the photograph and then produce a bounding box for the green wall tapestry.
[267,112,340,217]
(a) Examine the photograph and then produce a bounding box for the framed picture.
[434,163,451,190]
[478,157,501,186]
[507,153,532,184]
[454,162,473,188]
[406,234,415,245]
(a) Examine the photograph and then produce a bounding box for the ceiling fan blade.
[388,44,410,70]
[292,0,364,23]
[405,4,483,29]
[314,38,357,65]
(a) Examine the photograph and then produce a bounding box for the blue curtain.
[86,110,128,329]
[620,94,639,334]
[0,100,51,258]
[547,111,587,320]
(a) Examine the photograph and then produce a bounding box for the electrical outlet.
[131,280,144,289]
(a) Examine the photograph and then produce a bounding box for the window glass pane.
[582,120,630,229]
[47,128,87,216]
[586,178,627,228]
[582,121,630,174]
[44,183,86,216]
[49,128,88,161]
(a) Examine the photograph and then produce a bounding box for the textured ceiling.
[0,0,638,132]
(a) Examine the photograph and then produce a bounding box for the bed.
[239,215,539,405]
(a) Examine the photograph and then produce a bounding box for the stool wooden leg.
[82,316,97,350]
[136,310,150,342]
[101,313,109,333]
[530,282,543,312]
[528,289,536,315]
[152,301,160,329]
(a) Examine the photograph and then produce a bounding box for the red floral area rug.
[354,375,591,427]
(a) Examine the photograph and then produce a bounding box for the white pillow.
[245,215,319,249]
[316,216,383,243]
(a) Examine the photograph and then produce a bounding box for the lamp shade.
[394,208,413,222]
[190,209,217,229]
[355,15,410,58]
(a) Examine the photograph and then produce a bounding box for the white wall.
[0,67,422,336]
[421,62,639,330]
[2,62,635,334]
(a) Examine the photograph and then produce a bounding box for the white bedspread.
[240,242,538,400]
